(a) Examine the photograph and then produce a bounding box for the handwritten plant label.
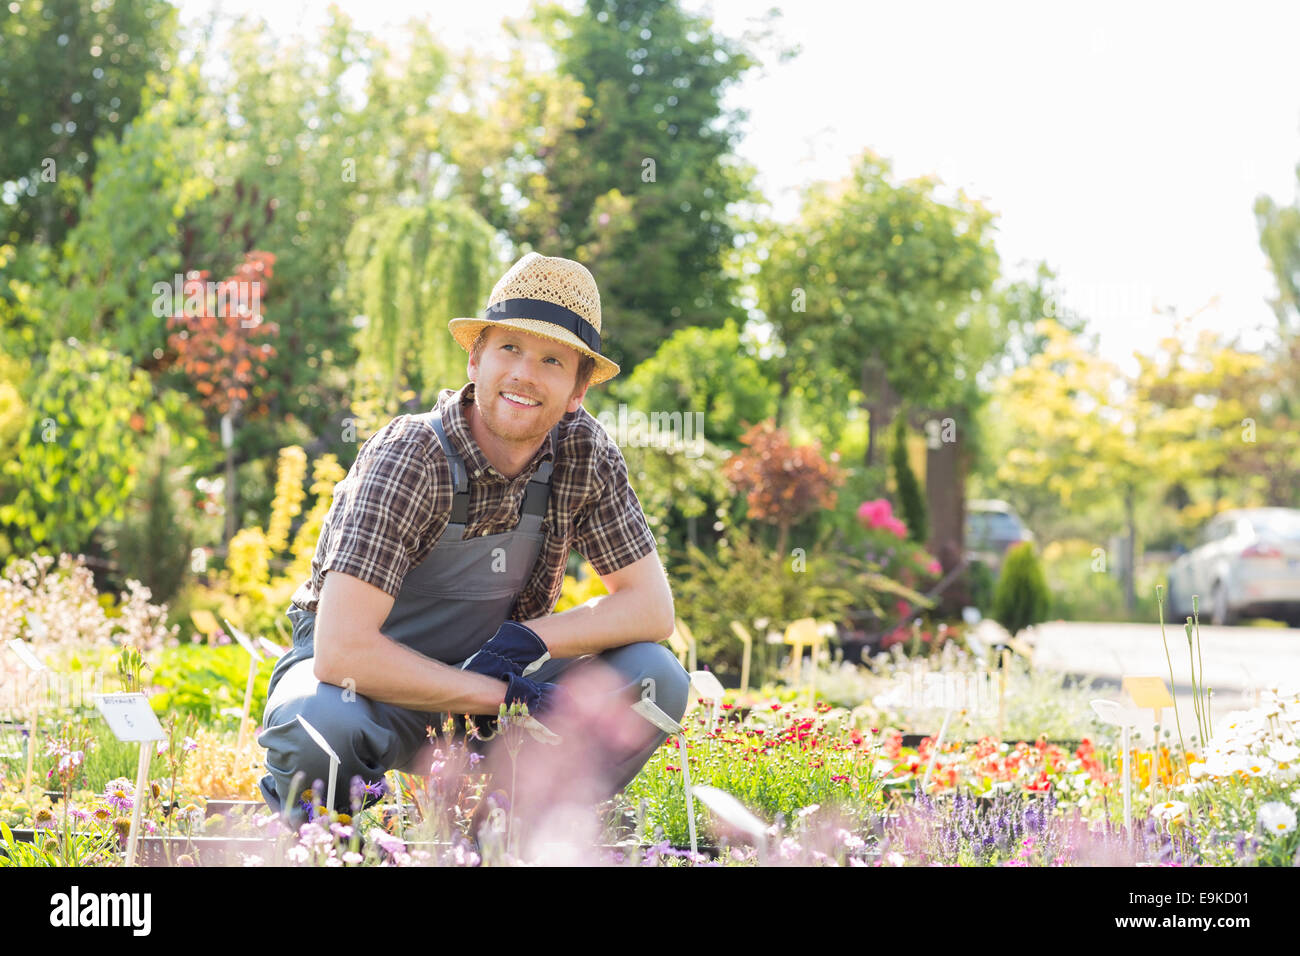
[95,694,165,742]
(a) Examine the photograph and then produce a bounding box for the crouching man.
[257,253,689,830]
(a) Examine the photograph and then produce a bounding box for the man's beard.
[474,384,567,445]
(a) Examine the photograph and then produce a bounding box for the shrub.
[991,541,1050,636]
[890,416,927,545]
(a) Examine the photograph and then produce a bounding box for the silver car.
[1166,508,1300,626]
[965,499,1035,573]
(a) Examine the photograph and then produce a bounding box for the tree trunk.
[862,351,899,470]
[775,364,791,429]
[775,521,789,562]
[925,408,964,561]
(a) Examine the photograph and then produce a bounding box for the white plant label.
[95,694,165,742]
[7,638,46,671]
[223,618,263,662]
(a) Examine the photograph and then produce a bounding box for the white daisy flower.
[1258,801,1297,835]
[1152,800,1188,822]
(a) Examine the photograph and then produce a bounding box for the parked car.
[1166,508,1300,626]
[965,499,1035,572]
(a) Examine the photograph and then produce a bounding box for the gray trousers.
[257,634,690,823]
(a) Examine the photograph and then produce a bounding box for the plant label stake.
[7,639,47,789]
[224,618,263,755]
[729,621,754,695]
[996,647,1010,741]
[1122,676,1175,806]
[94,693,166,867]
[295,714,340,816]
[921,706,955,793]
[632,695,696,859]
[1091,699,1143,837]
[257,635,287,659]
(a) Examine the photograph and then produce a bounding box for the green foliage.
[512,0,769,371]
[671,528,926,683]
[95,392,215,605]
[343,200,500,399]
[991,541,1050,637]
[0,339,159,555]
[0,0,179,247]
[39,72,216,362]
[609,319,778,449]
[148,643,274,727]
[756,149,1001,456]
[890,417,927,545]
[623,708,886,847]
[617,437,733,558]
[966,559,995,614]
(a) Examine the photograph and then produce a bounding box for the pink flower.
[883,517,908,539]
[926,560,942,575]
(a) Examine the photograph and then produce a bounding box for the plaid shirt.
[290,382,658,621]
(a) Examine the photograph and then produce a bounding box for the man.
[257,252,690,826]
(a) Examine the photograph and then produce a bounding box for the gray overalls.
[257,403,689,820]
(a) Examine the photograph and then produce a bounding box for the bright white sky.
[178,0,1300,372]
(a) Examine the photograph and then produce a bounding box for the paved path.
[1024,620,1300,744]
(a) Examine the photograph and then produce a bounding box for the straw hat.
[448,252,620,385]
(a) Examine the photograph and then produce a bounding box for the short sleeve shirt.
[289,381,659,620]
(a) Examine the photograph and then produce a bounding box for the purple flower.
[367,827,407,856]
[102,778,134,813]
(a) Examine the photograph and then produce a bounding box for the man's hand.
[503,673,572,716]
[461,621,550,679]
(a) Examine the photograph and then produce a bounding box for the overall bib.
[257,403,689,819]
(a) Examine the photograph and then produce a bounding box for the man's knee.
[261,686,372,796]
[617,642,690,724]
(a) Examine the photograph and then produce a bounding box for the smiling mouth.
[501,391,542,409]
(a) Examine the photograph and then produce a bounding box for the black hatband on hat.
[484,297,602,353]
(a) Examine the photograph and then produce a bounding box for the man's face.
[467,326,588,448]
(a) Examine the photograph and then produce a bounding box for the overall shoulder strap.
[427,407,468,541]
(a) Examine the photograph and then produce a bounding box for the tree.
[166,251,280,544]
[0,0,179,246]
[605,318,778,450]
[988,317,1267,612]
[0,339,159,556]
[482,0,771,371]
[756,149,1001,468]
[343,200,501,401]
[891,415,927,545]
[991,541,1050,637]
[723,419,844,558]
[35,68,216,363]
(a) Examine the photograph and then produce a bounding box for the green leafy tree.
[343,200,501,401]
[0,339,159,555]
[606,318,777,449]
[0,0,178,246]
[35,68,215,363]
[488,0,772,371]
[756,149,1000,467]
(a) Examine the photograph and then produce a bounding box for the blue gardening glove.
[461,621,550,680]
[467,674,572,742]
[504,673,573,718]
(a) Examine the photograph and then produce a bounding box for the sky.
[176,0,1300,372]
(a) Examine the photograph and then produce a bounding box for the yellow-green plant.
[196,445,345,637]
